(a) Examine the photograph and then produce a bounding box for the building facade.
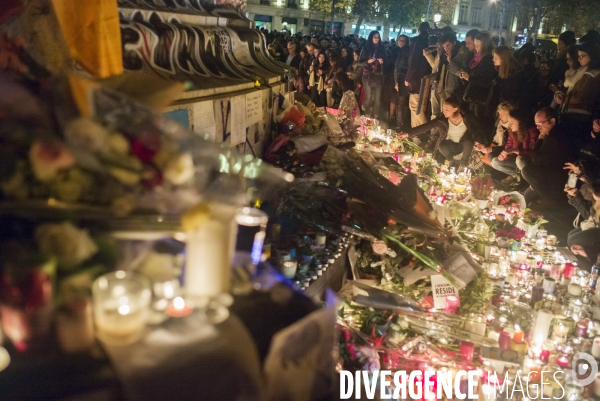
[246,0,522,45]
[246,0,349,35]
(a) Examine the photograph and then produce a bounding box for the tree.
[309,0,359,31]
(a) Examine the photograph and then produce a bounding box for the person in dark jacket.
[447,29,479,103]
[404,22,432,127]
[398,97,477,167]
[358,30,387,118]
[391,35,410,129]
[459,32,497,131]
[548,31,576,88]
[519,107,576,205]
[492,46,526,107]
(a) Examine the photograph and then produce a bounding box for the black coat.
[405,32,432,94]
[405,112,483,151]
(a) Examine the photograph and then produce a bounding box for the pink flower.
[29,140,75,181]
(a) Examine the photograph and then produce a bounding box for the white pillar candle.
[185,203,237,299]
[516,251,528,264]
[543,278,556,294]
[505,273,519,287]
[568,283,583,297]
[531,309,553,346]
[592,337,600,359]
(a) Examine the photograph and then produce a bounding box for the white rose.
[64,118,109,152]
[35,222,98,270]
[164,153,195,185]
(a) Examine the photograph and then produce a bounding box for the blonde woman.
[474,101,514,166]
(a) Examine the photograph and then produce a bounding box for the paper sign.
[230,95,246,146]
[192,101,216,141]
[52,0,122,78]
[245,91,263,126]
[430,274,459,309]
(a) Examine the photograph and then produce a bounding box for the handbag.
[463,80,496,106]
[574,213,596,231]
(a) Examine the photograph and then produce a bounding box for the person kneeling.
[489,108,539,186]
[398,97,476,168]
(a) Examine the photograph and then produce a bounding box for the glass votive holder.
[235,207,268,266]
[92,271,151,346]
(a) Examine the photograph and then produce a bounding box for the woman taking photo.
[459,32,497,123]
[398,97,477,168]
[490,108,539,185]
[358,30,386,119]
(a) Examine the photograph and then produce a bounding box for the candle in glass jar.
[592,337,600,358]
[445,296,459,314]
[516,251,528,264]
[543,277,556,294]
[487,330,500,342]
[499,331,511,349]
[539,349,550,363]
[512,325,524,344]
[575,322,588,337]
[464,314,487,336]
[165,297,194,318]
[557,355,570,368]
[460,341,475,362]
[185,202,238,299]
[563,262,575,279]
[92,272,151,346]
[531,309,553,345]
[546,235,557,246]
[568,283,583,297]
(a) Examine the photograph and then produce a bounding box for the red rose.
[131,132,161,162]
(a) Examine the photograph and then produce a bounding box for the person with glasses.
[518,107,576,205]
[555,41,600,150]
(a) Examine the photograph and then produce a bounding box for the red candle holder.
[460,341,475,362]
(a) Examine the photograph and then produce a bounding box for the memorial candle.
[445,296,459,314]
[499,331,511,349]
[460,341,475,362]
[512,325,524,344]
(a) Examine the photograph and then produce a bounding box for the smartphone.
[568,173,578,188]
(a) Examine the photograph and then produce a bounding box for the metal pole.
[330,0,335,35]
[426,0,433,22]
[498,0,506,44]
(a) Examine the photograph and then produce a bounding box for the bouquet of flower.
[521,208,548,226]
[494,226,525,241]
[497,194,522,208]
[470,173,494,200]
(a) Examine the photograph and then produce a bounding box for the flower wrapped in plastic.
[0,76,292,219]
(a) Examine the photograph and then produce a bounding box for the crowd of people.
[265,25,600,267]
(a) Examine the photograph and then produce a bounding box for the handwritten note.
[192,101,216,141]
[230,95,246,146]
[245,91,263,127]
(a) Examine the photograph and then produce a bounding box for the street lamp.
[385,12,389,19]
[434,9,442,24]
